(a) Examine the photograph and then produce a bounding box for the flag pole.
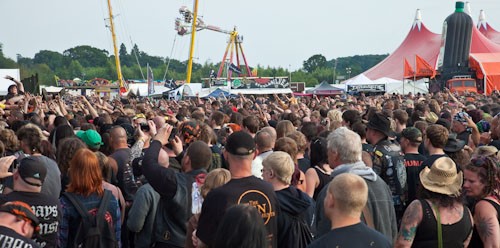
[413,55,416,94]
[403,59,405,95]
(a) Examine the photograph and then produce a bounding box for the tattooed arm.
[395,200,423,248]
[474,200,500,248]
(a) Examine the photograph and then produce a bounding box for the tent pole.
[413,55,416,94]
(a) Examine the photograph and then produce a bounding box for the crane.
[175,7,253,80]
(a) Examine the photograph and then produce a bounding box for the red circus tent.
[345,10,500,84]
[363,10,441,81]
[477,10,500,45]
[470,53,500,95]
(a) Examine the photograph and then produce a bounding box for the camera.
[139,122,150,132]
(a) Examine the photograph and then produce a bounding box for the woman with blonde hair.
[59,148,121,248]
[186,168,231,248]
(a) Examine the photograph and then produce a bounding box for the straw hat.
[419,157,463,197]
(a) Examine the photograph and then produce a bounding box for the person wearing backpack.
[262,151,315,248]
[141,126,211,248]
[59,149,121,248]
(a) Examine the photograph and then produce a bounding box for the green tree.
[63,45,109,67]
[67,60,84,78]
[303,54,327,73]
[0,44,17,68]
[33,50,64,70]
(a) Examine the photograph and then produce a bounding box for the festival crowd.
[0,75,499,248]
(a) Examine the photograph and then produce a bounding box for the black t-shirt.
[404,153,426,205]
[110,148,132,199]
[298,158,311,173]
[0,225,40,248]
[197,176,279,248]
[418,154,447,172]
[307,222,391,248]
[0,191,61,248]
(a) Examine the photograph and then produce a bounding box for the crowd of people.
[0,75,499,248]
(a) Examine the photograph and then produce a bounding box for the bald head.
[152,116,166,129]
[255,130,275,151]
[109,126,128,148]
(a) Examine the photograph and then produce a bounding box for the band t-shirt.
[0,191,61,248]
[404,153,426,205]
[307,222,391,248]
[197,176,279,248]
[0,226,40,248]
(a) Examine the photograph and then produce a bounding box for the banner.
[347,84,386,93]
[229,63,242,74]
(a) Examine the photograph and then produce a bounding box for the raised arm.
[4,75,24,93]
[142,125,178,199]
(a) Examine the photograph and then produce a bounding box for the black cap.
[225,131,256,156]
[18,157,47,187]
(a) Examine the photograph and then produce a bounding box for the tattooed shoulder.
[476,216,494,239]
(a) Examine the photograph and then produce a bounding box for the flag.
[403,59,415,79]
[251,67,258,77]
[229,63,242,74]
[415,55,436,79]
[147,64,155,95]
[54,75,60,86]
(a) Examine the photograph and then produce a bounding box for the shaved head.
[109,126,128,148]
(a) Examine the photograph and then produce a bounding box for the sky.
[1,0,499,71]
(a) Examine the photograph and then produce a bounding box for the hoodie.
[314,161,397,244]
[276,186,315,248]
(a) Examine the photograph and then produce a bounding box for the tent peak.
[412,9,422,31]
[465,2,472,16]
[478,10,487,29]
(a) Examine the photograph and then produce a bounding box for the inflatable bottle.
[437,1,473,77]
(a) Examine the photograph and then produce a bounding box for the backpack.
[63,190,118,248]
[285,213,313,248]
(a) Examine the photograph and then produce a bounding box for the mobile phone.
[169,127,178,141]
[139,122,150,132]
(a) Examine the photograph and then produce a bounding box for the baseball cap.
[225,131,256,156]
[18,157,47,187]
[0,201,40,231]
[76,129,103,149]
[401,127,423,143]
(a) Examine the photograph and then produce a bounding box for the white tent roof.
[343,74,374,85]
[128,83,170,96]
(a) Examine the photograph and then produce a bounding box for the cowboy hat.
[420,157,463,197]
